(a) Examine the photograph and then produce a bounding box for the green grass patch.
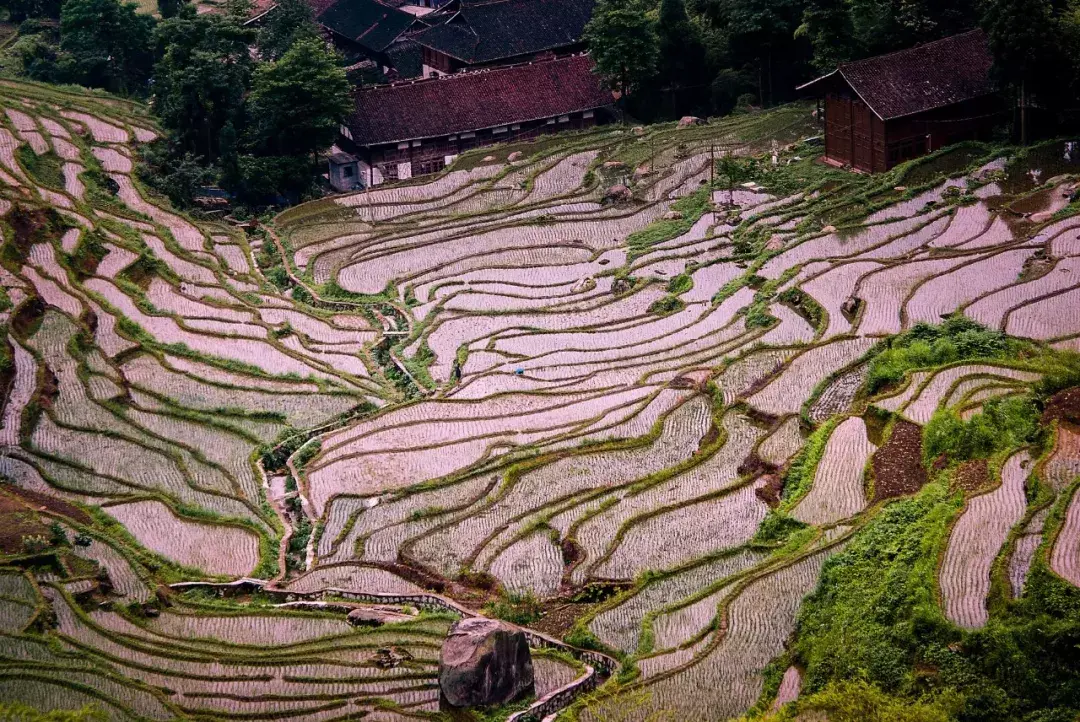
[790,476,1080,721]
[865,316,1033,396]
[666,273,693,295]
[922,395,1042,467]
[751,511,808,545]
[647,294,685,317]
[626,187,711,256]
[16,146,63,189]
[779,417,838,511]
[482,590,542,626]
[777,287,825,333]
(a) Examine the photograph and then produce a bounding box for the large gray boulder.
[438,617,534,709]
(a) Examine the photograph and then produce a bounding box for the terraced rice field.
[940,451,1030,628]
[1,80,1079,720]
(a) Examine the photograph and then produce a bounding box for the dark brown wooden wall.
[347,111,603,183]
[824,88,999,173]
[825,94,887,173]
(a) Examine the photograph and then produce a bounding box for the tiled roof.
[799,30,996,121]
[345,54,613,146]
[411,0,594,64]
[386,38,424,79]
[316,0,419,53]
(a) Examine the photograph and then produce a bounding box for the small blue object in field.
[515,368,524,375]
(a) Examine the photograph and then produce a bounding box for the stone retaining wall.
[508,665,600,722]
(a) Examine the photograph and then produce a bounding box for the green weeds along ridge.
[0,79,1078,720]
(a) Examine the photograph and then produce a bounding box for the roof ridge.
[839,28,983,70]
[356,51,589,92]
[347,50,611,146]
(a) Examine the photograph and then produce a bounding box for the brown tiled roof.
[345,54,613,146]
[798,30,995,120]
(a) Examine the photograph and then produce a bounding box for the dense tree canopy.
[582,0,659,96]
[58,0,154,94]
[144,4,350,204]
[247,37,351,158]
[982,0,1080,138]
[583,0,1080,135]
[256,0,319,60]
[655,0,709,111]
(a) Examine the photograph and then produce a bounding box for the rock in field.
[438,617,534,709]
[678,115,706,127]
[507,151,524,162]
[604,184,632,203]
[347,607,412,627]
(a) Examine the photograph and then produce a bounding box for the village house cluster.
[253,0,613,189]
[257,0,1008,189]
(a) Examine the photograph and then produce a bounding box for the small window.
[546,118,556,125]
[582,110,594,119]
[492,126,508,135]
[397,142,410,150]
[448,135,458,141]
[343,166,354,178]
[412,140,422,147]
[558,115,570,123]
[510,124,520,131]
[461,131,476,139]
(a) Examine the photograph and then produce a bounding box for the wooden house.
[797,30,1001,173]
[337,53,613,186]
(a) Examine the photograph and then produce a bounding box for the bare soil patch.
[0,493,50,554]
[531,601,599,638]
[755,473,784,507]
[872,420,928,502]
[1043,386,1080,425]
[953,459,991,494]
[1,483,92,525]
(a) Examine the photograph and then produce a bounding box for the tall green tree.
[847,0,977,56]
[257,0,319,61]
[981,0,1074,143]
[245,36,351,159]
[7,0,63,21]
[151,4,255,160]
[655,0,708,112]
[797,0,855,72]
[157,0,187,19]
[57,0,155,94]
[692,0,808,106]
[582,0,659,97]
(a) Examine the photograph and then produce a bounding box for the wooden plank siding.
[824,95,853,167]
[823,92,998,173]
[825,94,888,173]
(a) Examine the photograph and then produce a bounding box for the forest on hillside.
[584,0,1080,126]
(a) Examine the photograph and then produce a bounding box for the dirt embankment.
[953,459,991,493]
[1043,386,1080,425]
[872,420,929,502]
